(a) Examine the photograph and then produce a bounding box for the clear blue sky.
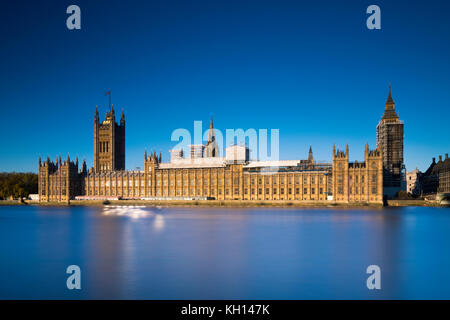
[1,0,449,172]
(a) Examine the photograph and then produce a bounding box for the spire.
[94,105,99,123]
[386,83,394,105]
[120,108,125,125]
[307,146,314,162]
[382,83,399,121]
[207,113,215,143]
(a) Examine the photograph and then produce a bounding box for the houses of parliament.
[38,86,405,204]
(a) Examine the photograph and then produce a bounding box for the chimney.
[439,155,443,162]
[446,154,449,160]
[432,157,436,163]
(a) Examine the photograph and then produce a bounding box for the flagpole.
[106,90,111,111]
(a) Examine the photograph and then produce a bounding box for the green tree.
[0,172,38,199]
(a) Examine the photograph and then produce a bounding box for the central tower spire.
[204,113,219,157]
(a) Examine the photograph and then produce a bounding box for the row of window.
[88,180,145,187]
[244,187,324,195]
[85,174,328,188]
[337,186,378,195]
[338,174,378,184]
[87,187,326,197]
[98,141,109,153]
[40,189,66,196]
[153,175,326,185]
[99,164,111,171]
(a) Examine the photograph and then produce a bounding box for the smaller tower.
[120,109,125,126]
[94,103,125,173]
[144,150,162,197]
[365,145,383,203]
[307,146,314,163]
[332,144,349,202]
[204,114,219,158]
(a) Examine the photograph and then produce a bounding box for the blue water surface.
[0,205,449,299]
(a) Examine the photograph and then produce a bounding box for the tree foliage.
[395,190,413,200]
[0,172,38,199]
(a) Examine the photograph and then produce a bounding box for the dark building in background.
[376,85,405,198]
[422,154,450,195]
[94,106,125,173]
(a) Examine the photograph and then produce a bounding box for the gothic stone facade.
[94,106,125,173]
[38,108,384,204]
[38,155,86,202]
[332,144,383,203]
[84,157,332,201]
[80,145,381,203]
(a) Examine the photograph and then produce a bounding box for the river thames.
[1,205,450,299]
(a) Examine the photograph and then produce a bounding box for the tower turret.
[94,106,99,124]
[94,102,125,172]
[120,109,125,126]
